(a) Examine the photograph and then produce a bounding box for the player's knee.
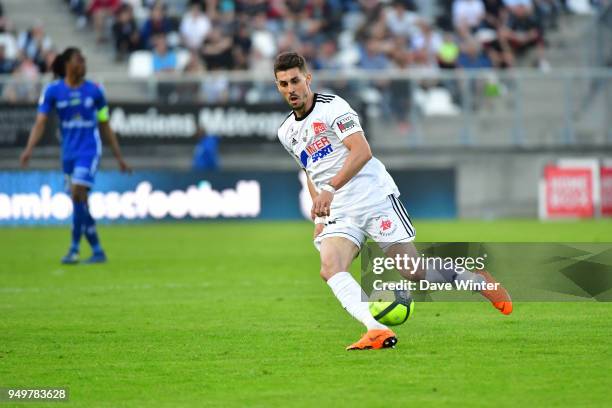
[319,258,344,281]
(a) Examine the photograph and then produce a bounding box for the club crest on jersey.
[313,122,327,136]
[300,136,333,167]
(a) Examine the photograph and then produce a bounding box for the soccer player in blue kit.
[20,47,131,264]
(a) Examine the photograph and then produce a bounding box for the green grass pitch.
[1,220,611,407]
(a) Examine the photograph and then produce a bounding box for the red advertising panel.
[544,165,594,218]
[601,167,612,217]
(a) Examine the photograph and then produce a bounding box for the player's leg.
[61,160,80,264]
[72,155,106,263]
[316,223,396,350]
[372,195,512,314]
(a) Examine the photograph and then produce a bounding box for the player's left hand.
[312,190,334,217]
[118,158,132,174]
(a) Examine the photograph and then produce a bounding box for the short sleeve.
[327,97,363,141]
[37,84,54,115]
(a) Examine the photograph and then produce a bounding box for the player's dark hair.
[274,52,308,76]
[51,47,80,78]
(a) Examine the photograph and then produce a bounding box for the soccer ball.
[369,290,414,326]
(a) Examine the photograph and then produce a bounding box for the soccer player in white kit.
[274,52,512,350]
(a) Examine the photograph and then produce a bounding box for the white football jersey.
[277,93,399,212]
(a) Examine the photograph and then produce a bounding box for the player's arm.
[98,119,131,173]
[19,113,48,168]
[329,131,372,191]
[94,84,131,172]
[305,170,317,200]
[312,131,372,217]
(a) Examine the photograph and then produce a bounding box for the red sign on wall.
[601,167,612,217]
[544,165,594,218]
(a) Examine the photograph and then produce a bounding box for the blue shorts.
[62,154,100,188]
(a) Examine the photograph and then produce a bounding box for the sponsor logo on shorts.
[300,136,333,167]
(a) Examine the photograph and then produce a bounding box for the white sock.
[327,272,387,331]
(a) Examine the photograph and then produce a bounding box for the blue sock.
[71,200,86,253]
[82,203,102,254]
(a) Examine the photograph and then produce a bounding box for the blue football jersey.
[38,79,108,159]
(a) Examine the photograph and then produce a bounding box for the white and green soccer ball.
[369,290,414,326]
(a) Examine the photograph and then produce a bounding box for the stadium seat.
[128,50,153,78]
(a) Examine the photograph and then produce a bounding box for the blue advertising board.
[0,170,455,225]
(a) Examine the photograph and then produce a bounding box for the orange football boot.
[476,270,513,315]
[346,329,397,350]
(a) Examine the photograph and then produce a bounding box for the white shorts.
[314,194,416,252]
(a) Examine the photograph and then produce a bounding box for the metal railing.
[1,68,610,149]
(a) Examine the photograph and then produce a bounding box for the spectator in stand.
[358,37,391,74]
[180,1,211,51]
[236,0,269,18]
[385,0,422,40]
[312,39,342,70]
[479,0,515,68]
[201,26,234,70]
[112,3,140,61]
[17,22,53,73]
[232,23,252,70]
[309,0,342,40]
[499,2,550,70]
[503,0,534,13]
[457,40,493,68]
[87,0,121,43]
[453,0,486,40]
[68,0,88,29]
[2,57,40,102]
[411,20,443,68]
[0,43,15,74]
[140,2,174,50]
[151,33,177,73]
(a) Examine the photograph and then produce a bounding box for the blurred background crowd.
[0,1,608,107]
[3,0,603,78]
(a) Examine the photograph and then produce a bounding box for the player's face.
[275,68,312,111]
[67,52,86,79]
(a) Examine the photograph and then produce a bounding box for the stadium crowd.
[0,1,602,106]
[63,0,573,71]
[0,1,57,101]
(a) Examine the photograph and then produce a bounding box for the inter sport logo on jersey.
[300,136,333,167]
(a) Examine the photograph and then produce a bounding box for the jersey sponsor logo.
[300,136,333,167]
[336,114,357,133]
[313,122,326,136]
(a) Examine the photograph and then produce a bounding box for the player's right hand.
[19,150,31,168]
[313,223,324,239]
